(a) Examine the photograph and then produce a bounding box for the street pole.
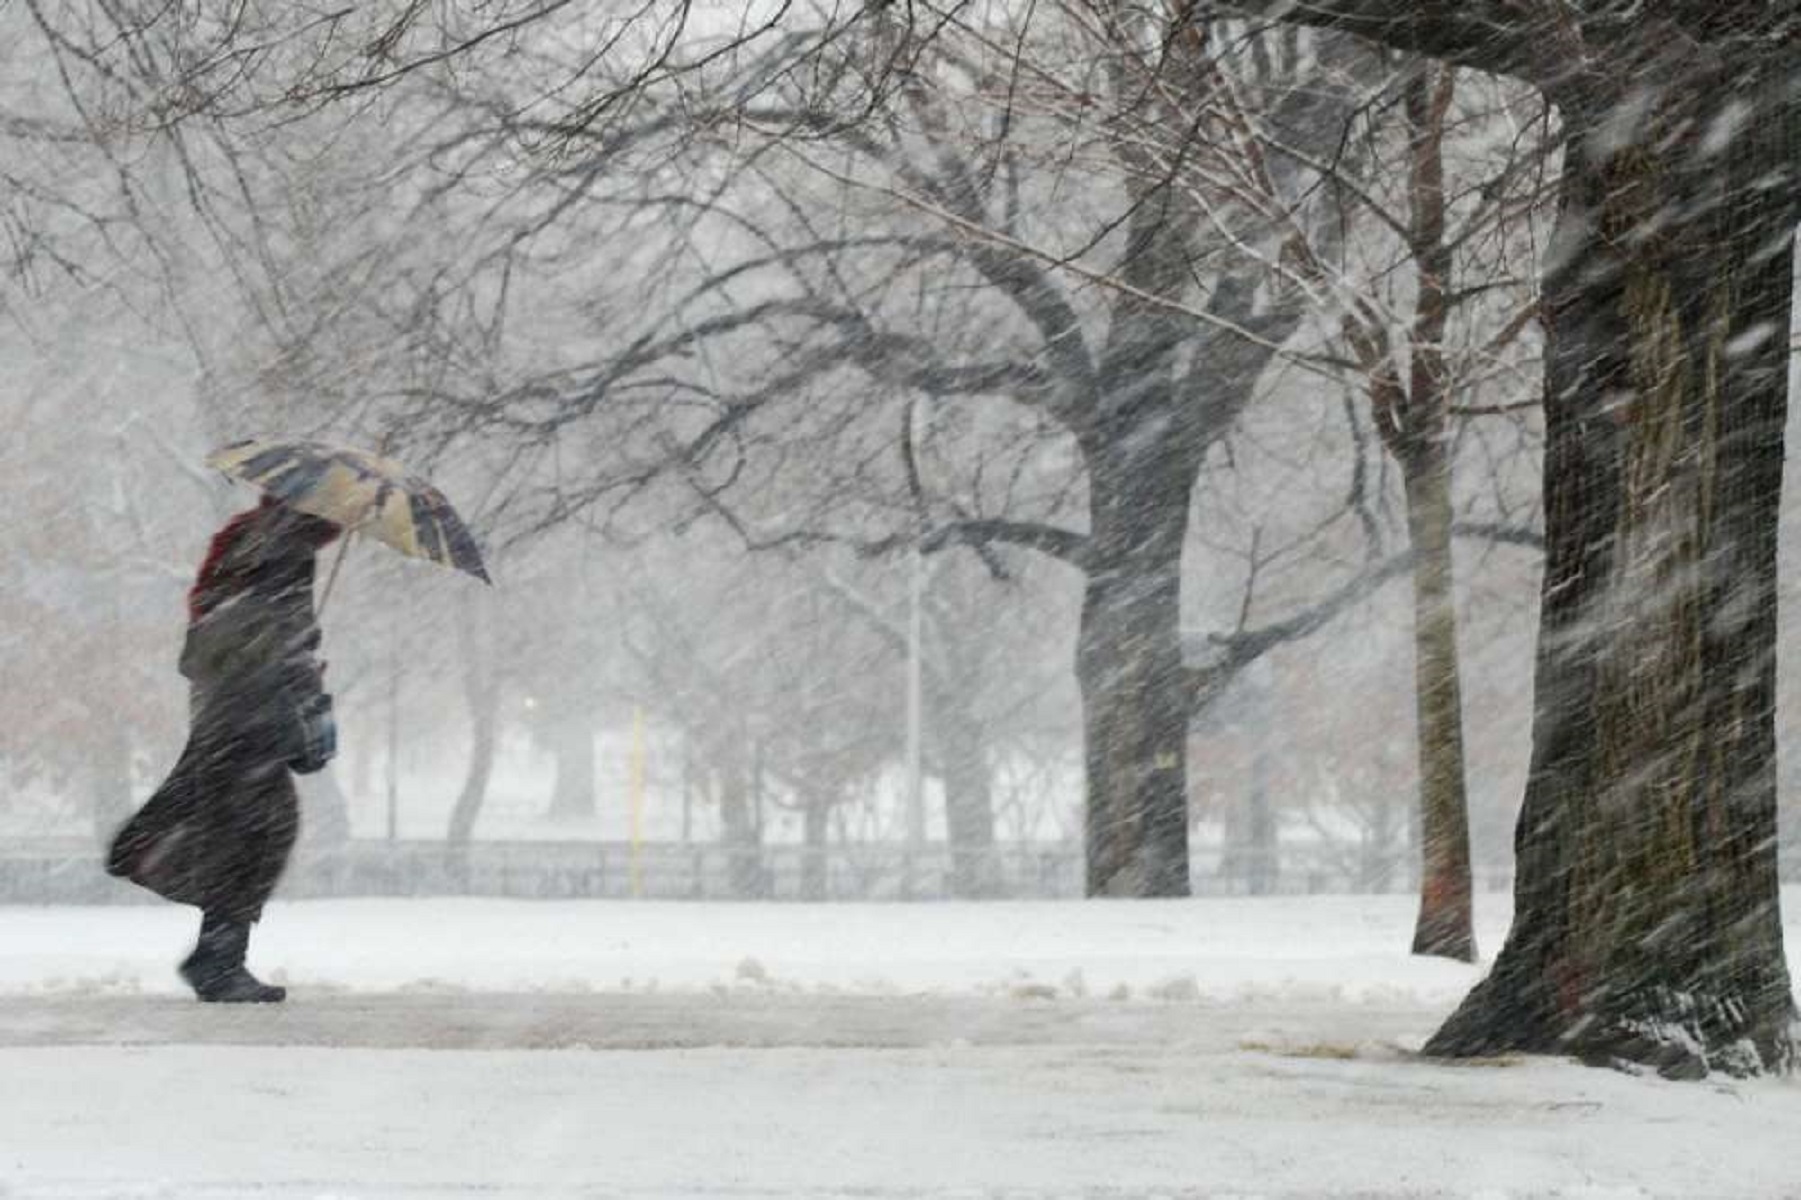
[905,542,924,850]
[629,706,646,899]
[903,398,927,897]
[386,633,400,843]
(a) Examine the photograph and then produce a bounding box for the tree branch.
[1212,2,1568,85]
[863,518,1089,568]
[1450,519,1542,550]
[920,518,1089,566]
[1183,515,1541,716]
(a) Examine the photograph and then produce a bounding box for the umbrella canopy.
[206,438,490,584]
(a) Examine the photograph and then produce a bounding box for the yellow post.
[629,706,646,899]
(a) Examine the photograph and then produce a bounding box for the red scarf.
[187,500,272,622]
[187,497,340,622]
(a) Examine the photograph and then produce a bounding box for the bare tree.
[325,6,1555,913]
[371,9,1398,897]
[1292,59,1549,957]
[615,535,906,898]
[16,2,1551,917]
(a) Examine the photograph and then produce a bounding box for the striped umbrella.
[206,439,491,605]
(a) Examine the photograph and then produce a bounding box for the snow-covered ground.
[3,892,1799,1198]
[0,892,1518,1001]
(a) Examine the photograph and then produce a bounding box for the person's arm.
[265,585,336,774]
[179,594,257,683]
[180,586,321,700]
[265,588,327,703]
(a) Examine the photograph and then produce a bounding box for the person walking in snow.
[107,495,341,1003]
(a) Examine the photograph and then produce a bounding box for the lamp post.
[905,538,924,851]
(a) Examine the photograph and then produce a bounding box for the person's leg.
[179,765,298,1004]
[179,910,286,1003]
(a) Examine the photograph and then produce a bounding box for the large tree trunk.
[1427,66,1798,1076]
[717,748,765,899]
[1401,445,1476,961]
[1077,444,1198,897]
[938,713,999,898]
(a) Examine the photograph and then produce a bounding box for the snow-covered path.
[0,989,1429,1051]
[6,993,1801,1199]
[3,894,1799,1198]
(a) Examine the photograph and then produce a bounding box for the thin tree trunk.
[800,792,830,901]
[1246,749,1276,896]
[680,734,694,844]
[1077,449,1197,898]
[448,603,500,848]
[1427,69,1798,1076]
[1402,447,1475,961]
[939,714,999,898]
[1219,750,1276,894]
[1367,60,1476,963]
[448,696,499,847]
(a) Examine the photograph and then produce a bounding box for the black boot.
[180,913,286,1003]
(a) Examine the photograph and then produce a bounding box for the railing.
[0,838,1519,903]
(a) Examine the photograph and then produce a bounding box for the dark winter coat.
[107,508,335,924]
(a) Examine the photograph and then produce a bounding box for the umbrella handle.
[316,531,354,621]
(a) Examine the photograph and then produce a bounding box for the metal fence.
[0,838,1520,903]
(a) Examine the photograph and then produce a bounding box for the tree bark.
[1077,442,1199,897]
[1363,60,1476,963]
[1245,749,1277,896]
[448,605,501,848]
[717,749,765,899]
[800,791,830,901]
[938,712,999,898]
[448,699,499,847]
[1426,60,1799,1075]
[1402,445,1476,961]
